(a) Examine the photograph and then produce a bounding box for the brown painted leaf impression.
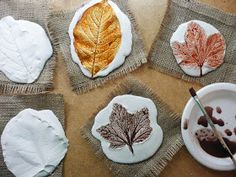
[96,103,152,154]
[171,22,225,76]
[73,0,121,77]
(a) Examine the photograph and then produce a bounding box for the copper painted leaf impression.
[69,0,132,78]
[96,103,152,154]
[170,20,226,77]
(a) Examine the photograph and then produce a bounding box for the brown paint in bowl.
[195,128,236,158]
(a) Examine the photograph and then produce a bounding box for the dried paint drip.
[216,106,222,114]
[197,106,224,127]
[224,129,232,136]
[170,20,225,77]
[195,128,236,158]
[183,119,188,130]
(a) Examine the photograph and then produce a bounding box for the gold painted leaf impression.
[73,0,122,77]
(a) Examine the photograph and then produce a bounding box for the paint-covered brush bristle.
[189,87,197,97]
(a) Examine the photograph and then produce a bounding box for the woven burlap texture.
[149,0,236,85]
[0,93,65,177]
[0,0,56,94]
[47,0,147,93]
[81,78,183,177]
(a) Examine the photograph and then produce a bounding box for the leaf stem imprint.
[171,21,225,77]
[97,103,152,154]
[73,0,121,77]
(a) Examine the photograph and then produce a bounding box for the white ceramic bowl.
[181,83,236,171]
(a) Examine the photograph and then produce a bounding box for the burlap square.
[149,0,236,85]
[0,93,65,177]
[81,78,183,177]
[0,0,56,94]
[47,0,147,93]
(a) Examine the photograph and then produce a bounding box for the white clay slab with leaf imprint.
[0,16,53,83]
[1,109,69,177]
[91,95,163,164]
[68,0,132,78]
[170,20,226,77]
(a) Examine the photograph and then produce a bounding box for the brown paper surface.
[1,0,235,177]
[50,0,236,177]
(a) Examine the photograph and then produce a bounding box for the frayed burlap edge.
[0,0,57,95]
[148,0,236,86]
[81,77,183,177]
[47,0,147,94]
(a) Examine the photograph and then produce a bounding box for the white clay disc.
[170,20,226,77]
[68,0,132,78]
[1,109,69,177]
[91,94,163,164]
[0,16,53,83]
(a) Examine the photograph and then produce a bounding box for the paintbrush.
[189,87,236,167]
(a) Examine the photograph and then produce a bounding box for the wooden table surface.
[51,0,236,176]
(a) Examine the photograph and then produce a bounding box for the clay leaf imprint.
[73,0,121,77]
[0,16,52,83]
[171,22,225,76]
[96,103,152,154]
